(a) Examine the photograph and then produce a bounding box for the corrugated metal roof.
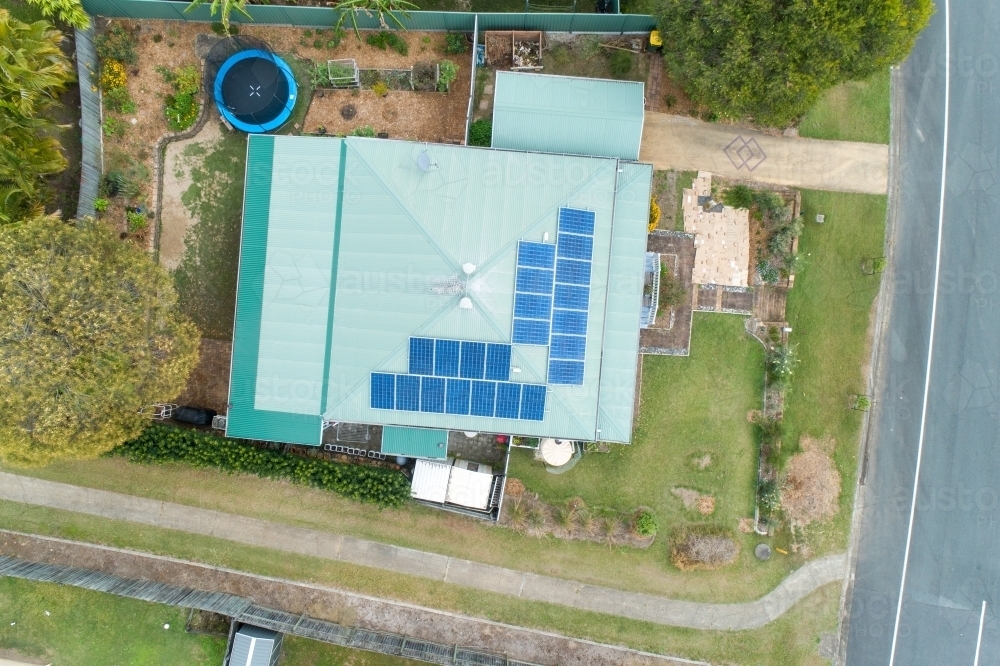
[491,71,645,160]
[381,426,449,459]
[228,135,651,445]
[231,626,277,666]
[226,135,322,444]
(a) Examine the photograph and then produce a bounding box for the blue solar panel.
[470,380,496,417]
[370,373,395,409]
[557,233,593,260]
[496,383,522,419]
[512,318,550,345]
[396,374,421,410]
[556,259,591,286]
[485,343,511,381]
[552,309,588,335]
[549,359,585,385]
[459,341,486,379]
[445,378,471,414]
[515,267,555,294]
[409,337,434,375]
[434,339,460,377]
[554,284,589,310]
[419,376,445,413]
[517,241,556,269]
[558,207,595,235]
[514,293,551,320]
[520,384,546,421]
[550,334,587,360]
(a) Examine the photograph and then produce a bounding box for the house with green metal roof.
[225,133,652,452]
[490,71,645,160]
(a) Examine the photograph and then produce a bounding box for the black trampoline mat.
[222,57,284,116]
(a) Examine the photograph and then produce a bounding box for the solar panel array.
[511,241,556,346]
[548,207,595,385]
[370,337,546,421]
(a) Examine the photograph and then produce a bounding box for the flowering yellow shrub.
[648,198,661,232]
[100,59,127,91]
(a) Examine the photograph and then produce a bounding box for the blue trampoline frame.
[214,49,297,134]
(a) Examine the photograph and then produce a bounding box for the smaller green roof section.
[491,71,645,160]
[381,426,449,459]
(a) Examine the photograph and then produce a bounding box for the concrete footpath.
[640,112,889,195]
[0,472,846,630]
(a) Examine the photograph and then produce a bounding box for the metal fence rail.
[0,555,544,666]
[75,22,103,219]
[80,0,657,33]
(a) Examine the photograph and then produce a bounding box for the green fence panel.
[80,0,654,32]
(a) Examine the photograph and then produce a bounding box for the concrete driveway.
[640,112,889,194]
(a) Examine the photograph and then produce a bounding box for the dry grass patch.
[671,487,716,515]
[782,436,840,529]
[670,525,739,571]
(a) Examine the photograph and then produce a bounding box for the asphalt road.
[845,1,1000,664]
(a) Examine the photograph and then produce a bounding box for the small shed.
[411,458,496,511]
[228,624,282,666]
[491,71,645,160]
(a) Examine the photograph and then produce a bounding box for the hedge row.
[111,425,410,508]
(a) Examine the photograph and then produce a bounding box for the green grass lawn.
[172,132,247,340]
[0,501,838,666]
[782,190,887,554]
[798,69,891,144]
[510,314,778,582]
[0,578,225,665]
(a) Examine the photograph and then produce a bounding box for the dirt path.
[640,112,889,194]
[0,531,703,666]
[159,114,225,270]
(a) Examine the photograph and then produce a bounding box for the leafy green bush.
[102,116,127,137]
[756,259,779,285]
[93,197,109,212]
[766,343,798,386]
[165,92,199,131]
[607,50,633,79]
[722,185,754,209]
[437,59,458,92]
[103,85,136,114]
[444,32,467,54]
[757,479,780,515]
[632,509,658,537]
[350,125,377,137]
[173,65,201,95]
[366,31,408,56]
[96,24,137,65]
[111,424,411,508]
[126,209,146,232]
[468,118,491,147]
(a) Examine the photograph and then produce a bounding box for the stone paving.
[0,472,846,631]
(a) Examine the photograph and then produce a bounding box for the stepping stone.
[483,84,494,95]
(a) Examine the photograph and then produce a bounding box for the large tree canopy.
[0,216,200,466]
[657,0,932,126]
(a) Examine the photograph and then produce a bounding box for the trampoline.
[206,37,296,134]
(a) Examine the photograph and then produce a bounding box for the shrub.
[854,395,871,411]
[633,508,658,537]
[303,29,313,37]
[608,50,632,79]
[757,259,779,284]
[110,424,411,508]
[173,65,201,95]
[648,198,661,232]
[165,92,199,131]
[658,265,686,311]
[468,118,491,147]
[102,116,127,137]
[93,197,109,212]
[669,525,739,571]
[769,216,803,255]
[313,39,324,49]
[350,125,377,137]
[444,32,467,54]
[100,59,127,90]
[310,62,329,87]
[103,85,136,113]
[722,185,754,210]
[96,24,137,65]
[126,209,147,232]
[437,59,458,92]
[767,343,798,386]
[366,31,407,55]
[371,81,389,97]
[757,479,780,515]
